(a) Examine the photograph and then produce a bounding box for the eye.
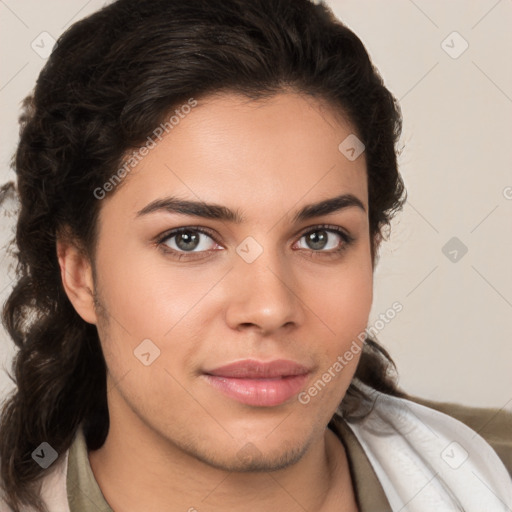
[158,227,220,256]
[294,225,354,253]
[156,224,355,261]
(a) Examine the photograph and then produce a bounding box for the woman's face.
[90,91,373,470]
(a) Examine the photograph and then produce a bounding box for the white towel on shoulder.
[346,380,512,511]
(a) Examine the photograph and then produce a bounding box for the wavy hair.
[0,0,407,510]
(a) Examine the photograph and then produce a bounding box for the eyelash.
[155,224,355,261]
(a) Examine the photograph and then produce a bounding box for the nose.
[224,243,305,335]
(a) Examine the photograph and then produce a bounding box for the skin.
[58,91,377,511]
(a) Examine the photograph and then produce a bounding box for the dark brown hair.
[0,0,406,510]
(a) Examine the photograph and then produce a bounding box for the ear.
[371,231,383,270]
[56,234,98,325]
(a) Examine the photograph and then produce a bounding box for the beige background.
[1,0,511,409]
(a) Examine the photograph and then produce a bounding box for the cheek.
[296,265,372,418]
[306,252,373,346]
[308,274,371,381]
[92,242,217,378]
[94,238,199,333]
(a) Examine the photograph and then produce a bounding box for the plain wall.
[1,0,511,409]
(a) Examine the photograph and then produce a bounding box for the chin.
[189,435,311,473]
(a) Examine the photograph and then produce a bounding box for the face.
[88,91,373,471]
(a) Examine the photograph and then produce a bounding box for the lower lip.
[203,374,309,407]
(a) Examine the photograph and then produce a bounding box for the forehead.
[100,91,368,221]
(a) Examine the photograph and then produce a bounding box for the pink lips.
[202,359,310,407]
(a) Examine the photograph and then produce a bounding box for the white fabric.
[346,380,512,511]
[38,451,70,512]
[0,451,70,512]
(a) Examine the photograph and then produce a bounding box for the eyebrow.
[135,193,366,223]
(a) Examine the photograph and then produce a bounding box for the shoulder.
[408,394,512,477]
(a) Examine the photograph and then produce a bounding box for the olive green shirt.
[66,397,512,511]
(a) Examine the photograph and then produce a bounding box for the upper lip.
[204,359,311,379]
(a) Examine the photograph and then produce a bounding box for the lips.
[202,359,311,407]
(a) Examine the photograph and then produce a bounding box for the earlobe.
[56,237,98,325]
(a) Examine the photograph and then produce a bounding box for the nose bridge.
[225,235,302,332]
